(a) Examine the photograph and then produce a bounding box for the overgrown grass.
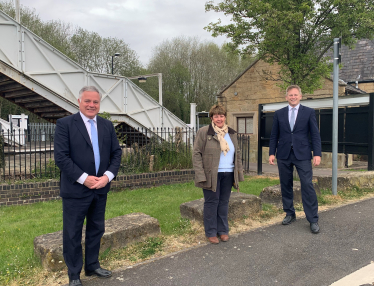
[120,138,193,174]
[317,187,374,205]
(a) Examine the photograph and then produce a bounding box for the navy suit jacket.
[269,105,321,160]
[54,113,122,198]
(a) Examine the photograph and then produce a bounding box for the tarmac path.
[81,197,374,286]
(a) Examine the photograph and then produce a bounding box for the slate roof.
[339,39,374,83]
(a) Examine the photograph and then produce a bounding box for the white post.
[20,113,27,130]
[20,113,27,145]
[332,38,340,195]
[15,0,20,23]
[190,103,196,130]
[158,73,162,106]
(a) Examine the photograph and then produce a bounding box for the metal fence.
[28,123,56,142]
[0,126,250,180]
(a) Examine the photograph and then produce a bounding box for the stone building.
[217,39,374,165]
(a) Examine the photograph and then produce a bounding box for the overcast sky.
[22,0,231,66]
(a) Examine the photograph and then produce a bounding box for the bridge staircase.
[0,9,190,136]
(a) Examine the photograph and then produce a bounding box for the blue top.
[218,132,235,172]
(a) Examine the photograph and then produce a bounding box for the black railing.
[0,127,251,181]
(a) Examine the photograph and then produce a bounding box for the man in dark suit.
[269,85,321,234]
[54,86,122,286]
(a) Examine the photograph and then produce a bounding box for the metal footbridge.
[0,10,189,131]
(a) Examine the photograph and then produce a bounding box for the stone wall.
[0,170,195,207]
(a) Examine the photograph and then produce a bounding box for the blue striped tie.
[89,119,100,175]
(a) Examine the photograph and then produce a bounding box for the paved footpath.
[79,197,374,286]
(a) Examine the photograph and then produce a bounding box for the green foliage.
[0,200,63,285]
[144,37,255,122]
[31,159,59,179]
[256,203,283,220]
[98,111,112,121]
[138,237,164,259]
[70,28,142,76]
[239,177,279,196]
[120,136,193,174]
[205,0,374,93]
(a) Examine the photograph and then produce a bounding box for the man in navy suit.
[269,85,321,234]
[54,86,122,286]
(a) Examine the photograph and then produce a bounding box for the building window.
[237,117,253,134]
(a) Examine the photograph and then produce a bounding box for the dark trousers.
[62,193,107,280]
[277,149,319,223]
[203,172,234,237]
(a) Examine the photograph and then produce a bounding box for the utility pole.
[332,38,341,195]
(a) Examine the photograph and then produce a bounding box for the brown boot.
[207,237,219,244]
[219,234,229,242]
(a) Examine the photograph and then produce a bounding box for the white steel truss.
[0,9,189,130]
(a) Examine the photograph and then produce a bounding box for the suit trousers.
[277,149,318,223]
[62,193,107,280]
[203,172,234,237]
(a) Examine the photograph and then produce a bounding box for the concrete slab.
[180,192,261,222]
[34,213,160,271]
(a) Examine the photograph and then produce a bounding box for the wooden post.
[149,155,154,172]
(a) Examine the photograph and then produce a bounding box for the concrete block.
[34,213,160,271]
[319,152,352,168]
[180,192,262,223]
[317,171,374,191]
[260,181,320,207]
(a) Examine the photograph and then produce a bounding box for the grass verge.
[2,176,374,285]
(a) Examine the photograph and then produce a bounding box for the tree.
[0,1,75,60]
[0,1,142,121]
[205,0,374,93]
[70,29,142,76]
[0,1,142,76]
[145,37,254,122]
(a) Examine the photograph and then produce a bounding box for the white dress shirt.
[77,112,115,184]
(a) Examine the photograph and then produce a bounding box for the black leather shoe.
[282,214,296,225]
[69,279,82,286]
[310,222,320,234]
[85,267,112,278]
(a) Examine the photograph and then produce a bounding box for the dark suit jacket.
[269,105,321,161]
[54,113,122,198]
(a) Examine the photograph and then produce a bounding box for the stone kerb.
[180,192,262,223]
[260,181,320,207]
[317,171,374,191]
[34,213,160,271]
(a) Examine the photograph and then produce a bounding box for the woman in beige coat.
[193,104,244,244]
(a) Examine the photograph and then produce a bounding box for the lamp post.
[15,0,20,23]
[127,73,163,105]
[111,53,121,74]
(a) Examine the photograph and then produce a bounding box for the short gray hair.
[286,85,302,96]
[78,86,102,99]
